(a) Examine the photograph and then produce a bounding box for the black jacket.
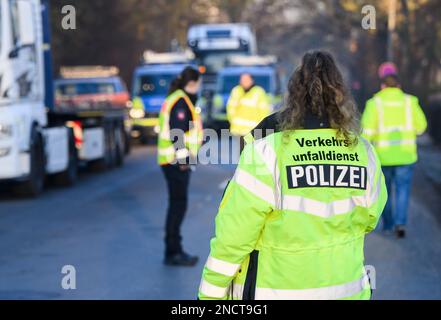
[169,92,198,164]
[248,110,331,141]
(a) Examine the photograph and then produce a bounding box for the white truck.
[0,0,128,196]
[187,23,257,125]
[187,23,257,92]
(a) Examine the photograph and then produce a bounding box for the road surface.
[0,139,440,300]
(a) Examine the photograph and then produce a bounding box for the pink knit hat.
[378,62,398,79]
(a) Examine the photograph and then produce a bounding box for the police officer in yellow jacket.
[158,67,203,266]
[227,73,271,137]
[362,72,427,238]
[199,51,387,300]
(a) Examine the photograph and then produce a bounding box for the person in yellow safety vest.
[157,67,204,266]
[361,73,427,238]
[199,51,387,300]
[227,73,271,137]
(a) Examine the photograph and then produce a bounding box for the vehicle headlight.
[130,108,145,119]
[0,124,13,140]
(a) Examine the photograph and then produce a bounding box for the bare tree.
[51,0,441,103]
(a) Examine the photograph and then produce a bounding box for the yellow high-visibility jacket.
[227,85,270,137]
[199,114,387,300]
[361,88,427,166]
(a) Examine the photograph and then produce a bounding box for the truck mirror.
[9,47,19,59]
[9,44,35,59]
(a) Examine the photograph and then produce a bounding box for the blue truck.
[130,51,197,144]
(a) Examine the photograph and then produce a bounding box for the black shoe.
[164,252,199,267]
[395,225,406,239]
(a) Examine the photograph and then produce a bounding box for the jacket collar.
[183,90,198,105]
[303,110,331,129]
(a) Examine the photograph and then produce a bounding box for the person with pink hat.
[361,63,427,238]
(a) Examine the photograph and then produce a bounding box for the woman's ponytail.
[168,67,200,95]
[168,76,183,95]
[308,73,325,118]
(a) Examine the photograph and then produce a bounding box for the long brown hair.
[280,51,360,145]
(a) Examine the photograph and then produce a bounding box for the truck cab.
[0,0,52,195]
[130,51,195,143]
[0,0,128,196]
[187,23,257,119]
[188,24,257,87]
[211,56,282,128]
[54,66,132,157]
[54,70,130,112]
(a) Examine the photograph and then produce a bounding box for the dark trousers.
[161,165,191,256]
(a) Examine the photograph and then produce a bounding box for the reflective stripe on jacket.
[361,88,427,166]
[157,90,203,165]
[199,126,387,300]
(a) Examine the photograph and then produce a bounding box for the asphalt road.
[0,139,440,300]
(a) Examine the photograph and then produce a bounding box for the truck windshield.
[134,74,175,96]
[219,75,271,94]
[56,82,116,97]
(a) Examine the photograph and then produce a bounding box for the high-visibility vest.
[199,128,387,300]
[227,85,271,137]
[157,90,203,166]
[361,88,427,166]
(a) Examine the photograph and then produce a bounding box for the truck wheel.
[140,133,149,145]
[52,129,78,186]
[124,129,131,155]
[108,123,118,168]
[13,132,45,197]
[114,123,125,167]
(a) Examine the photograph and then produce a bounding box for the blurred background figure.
[226,73,271,139]
[361,65,427,238]
[157,67,203,266]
